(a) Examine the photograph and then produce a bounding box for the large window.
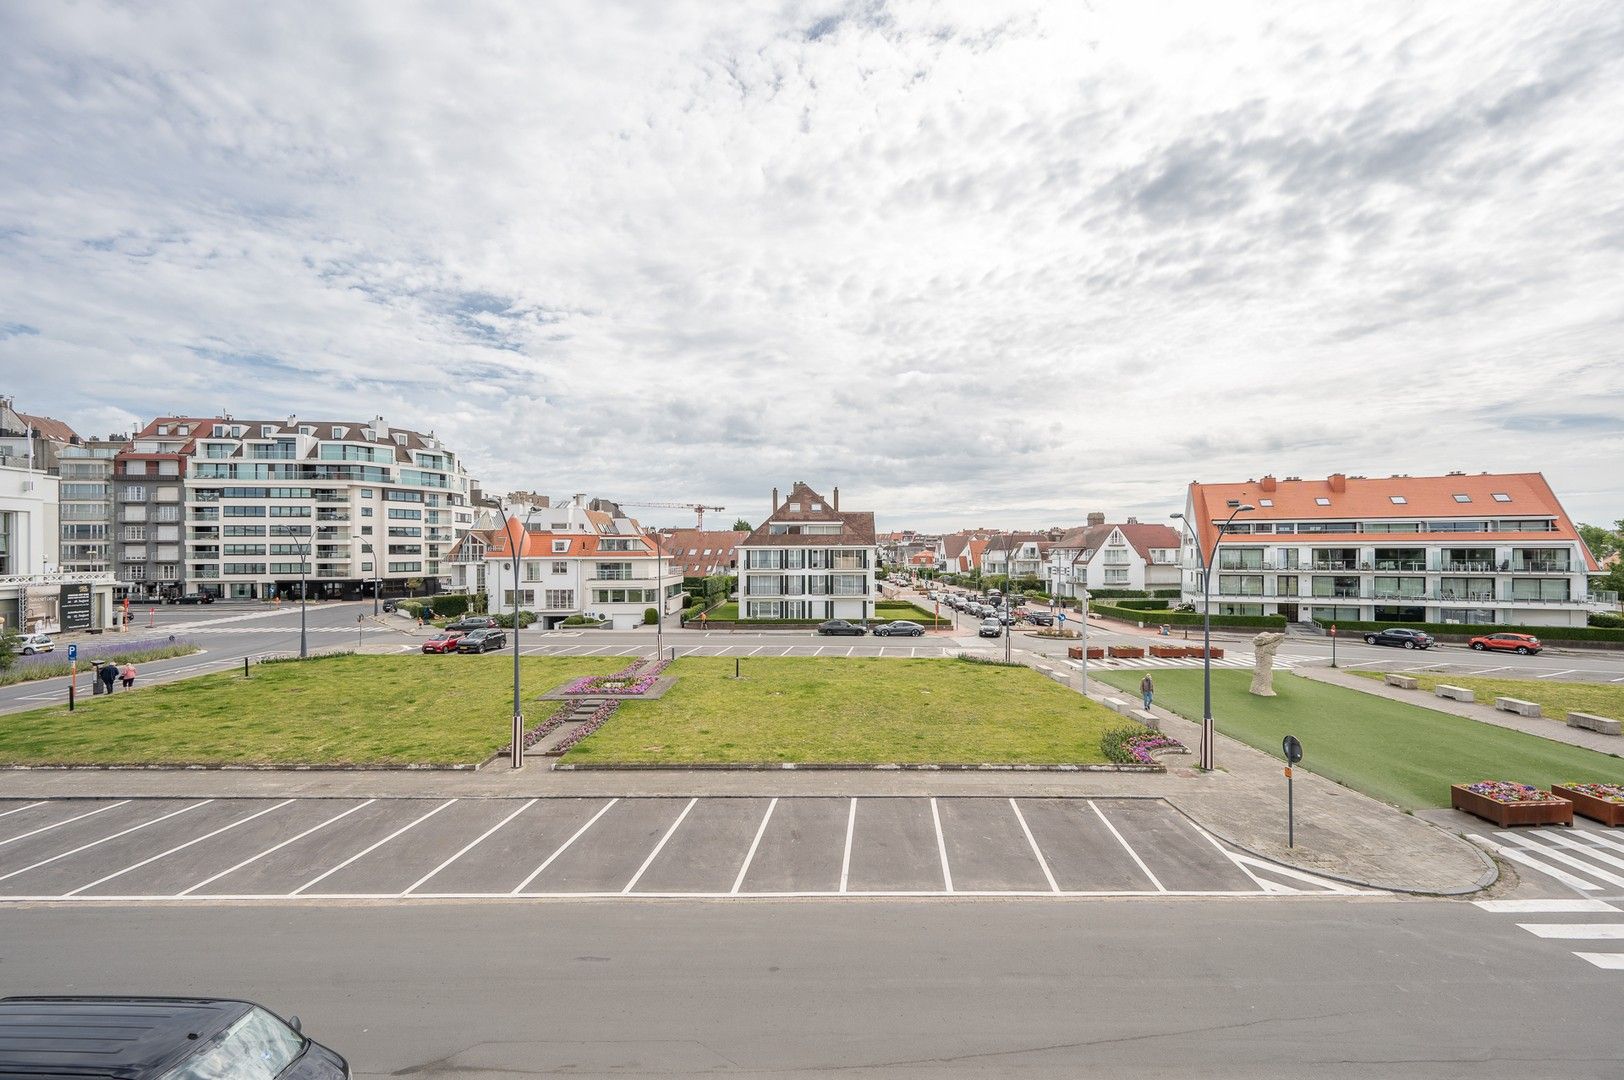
[544,589,575,609]
[595,561,633,580]
[1511,579,1569,602]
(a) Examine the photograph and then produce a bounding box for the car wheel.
[1471,642,1486,650]
[1516,646,1529,655]
[1403,641,1415,649]
[21,647,34,656]
[1365,636,1377,645]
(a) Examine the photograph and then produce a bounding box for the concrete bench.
[1385,674,1419,690]
[1494,697,1542,718]
[1102,696,1132,715]
[1567,711,1623,736]
[1435,685,1475,703]
[1129,709,1161,730]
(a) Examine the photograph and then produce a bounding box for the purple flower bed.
[1122,733,1187,765]
[547,699,620,756]
[499,702,574,756]
[1463,780,1564,805]
[562,656,672,697]
[1,636,199,686]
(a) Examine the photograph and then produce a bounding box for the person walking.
[99,661,118,695]
[119,663,137,689]
[1140,673,1155,711]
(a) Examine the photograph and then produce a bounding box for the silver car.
[18,633,54,656]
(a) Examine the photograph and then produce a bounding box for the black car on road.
[456,628,508,652]
[1025,611,1055,627]
[816,619,867,636]
[873,620,925,637]
[0,995,349,1079]
[447,615,498,631]
[1363,627,1434,649]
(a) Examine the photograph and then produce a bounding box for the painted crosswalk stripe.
[1517,923,1624,940]
[1469,835,1601,891]
[1474,899,1620,913]
[1538,832,1624,873]
[1572,952,1624,969]
[1496,832,1624,888]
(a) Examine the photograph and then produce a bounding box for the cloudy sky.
[3,1,1622,531]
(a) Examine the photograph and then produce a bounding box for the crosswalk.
[1063,652,1320,672]
[176,626,390,635]
[1471,827,1624,972]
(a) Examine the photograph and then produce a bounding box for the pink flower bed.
[547,699,620,755]
[500,702,574,756]
[1463,780,1564,805]
[1559,782,1624,806]
[1124,733,1186,765]
[562,656,672,697]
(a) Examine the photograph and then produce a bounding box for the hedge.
[1324,618,1624,644]
[1086,589,1150,599]
[1116,599,1172,610]
[428,593,473,617]
[1089,602,1287,630]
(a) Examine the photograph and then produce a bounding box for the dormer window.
[1453,494,1472,503]
[789,501,801,512]
[212,425,225,437]
[299,426,314,436]
[331,427,345,439]
[261,425,275,438]
[157,425,170,436]
[1491,492,1512,503]
[811,501,823,510]
[552,539,569,553]
[394,433,407,445]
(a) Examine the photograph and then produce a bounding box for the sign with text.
[59,583,93,633]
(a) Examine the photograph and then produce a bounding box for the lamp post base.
[511,713,525,770]
[1199,718,1215,771]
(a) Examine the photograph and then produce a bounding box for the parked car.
[446,615,498,631]
[16,633,54,655]
[978,617,1003,638]
[1469,632,1543,655]
[1363,627,1434,650]
[816,619,867,636]
[1026,612,1055,627]
[171,592,215,605]
[381,599,398,613]
[0,995,349,1079]
[421,631,463,654]
[873,620,925,637]
[456,628,507,652]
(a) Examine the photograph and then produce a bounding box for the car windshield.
[159,1007,304,1080]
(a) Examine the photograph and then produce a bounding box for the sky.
[2,0,1622,532]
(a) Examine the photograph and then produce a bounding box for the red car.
[421,631,464,654]
[1468,632,1542,655]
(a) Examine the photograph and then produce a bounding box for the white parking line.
[845,646,856,657]
[0,801,213,884]
[0,800,130,848]
[179,799,377,895]
[404,798,537,895]
[839,798,856,894]
[1536,669,1578,680]
[814,646,827,656]
[1573,952,1624,969]
[293,800,457,895]
[1088,800,1165,892]
[510,799,619,894]
[65,800,296,896]
[731,798,778,895]
[747,646,764,657]
[1469,666,1511,675]
[623,797,697,893]
[1008,799,1059,894]
[930,797,953,894]
[0,801,46,821]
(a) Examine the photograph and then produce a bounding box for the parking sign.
[67,644,78,661]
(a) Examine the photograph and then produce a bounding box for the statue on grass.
[1250,631,1286,696]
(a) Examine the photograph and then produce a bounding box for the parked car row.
[1360,627,1544,656]
[421,628,508,653]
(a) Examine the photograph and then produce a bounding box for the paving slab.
[1014,798,1159,892]
[420,798,609,895]
[631,797,769,893]
[187,798,413,895]
[522,798,687,893]
[0,799,280,897]
[736,796,847,893]
[844,797,944,893]
[302,799,525,895]
[0,800,198,877]
[936,797,1052,892]
[1100,801,1255,892]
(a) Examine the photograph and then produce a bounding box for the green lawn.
[703,602,739,620]
[565,656,1121,764]
[0,654,621,766]
[1098,669,1624,809]
[874,601,949,625]
[1352,671,1624,722]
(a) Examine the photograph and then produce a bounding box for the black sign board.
[1282,735,1303,765]
[59,583,93,633]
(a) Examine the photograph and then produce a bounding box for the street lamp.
[494,501,540,769]
[1172,504,1254,771]
[275,524,313,659]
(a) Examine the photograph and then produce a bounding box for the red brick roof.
[15,412,77,443]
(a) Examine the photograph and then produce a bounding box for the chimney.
[1087,511,1105,527]
[771,486,779,513]
[1127,516,1138,524]
[1328,473,1347,493]
[832,486,839,511]
[1260,475,1277,492]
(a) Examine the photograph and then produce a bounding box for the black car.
[873,620,925,637]
[1026,611,1055,627]
[446,615,498,631]
[456,628,507,652]
[0,995,348,1079]
[170,593,215,605]
[816,619,867,636]
[978,617,1003,638]
[1363,627,1434,650]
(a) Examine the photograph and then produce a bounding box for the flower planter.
[1149,646,1182,658]
[1108,645,1144,659]
[1087,647,1104,660]
[1067,646,1084,660]
[1551,784,1624,827]
[1451,783,1572,827]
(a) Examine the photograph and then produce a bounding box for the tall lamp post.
[1171,504,1254,771]
[276,524,313,659]
[494,502,540,769]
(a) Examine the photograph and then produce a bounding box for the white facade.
[737,483,877,621]
[0,464,116,633]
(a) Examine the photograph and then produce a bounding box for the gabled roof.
[15,412,77,443]
[481,517,660,560]
[741,482,875,547]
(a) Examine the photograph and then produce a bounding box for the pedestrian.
[1140,673,1155,711]
[120,663,137,689]
[99,661,118,695]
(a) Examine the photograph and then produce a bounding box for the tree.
[1578,523,1621,561]
[732,518,752,531]
[0,626,18,673]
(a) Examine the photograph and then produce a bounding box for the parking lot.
[0,796,1357,900]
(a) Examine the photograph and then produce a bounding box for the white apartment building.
[737,483,877,621]
[448,498,683,630]
[117,415,474,600]
[0,463,116,633]
[57,439,122,576]
[1182,472,1606,627]
[1047,517,1181,597]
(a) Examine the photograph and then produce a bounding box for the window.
[1258,499,1273,507]
[524,562,542,582]
[595,561,633,580]
[1389,496,1407,504]
[1314,497,1331,506]
[553,540,569,553]
[1453,493,1472,503]
[599,537,636,551]
[551,561,568,574]
[544,589,575,609]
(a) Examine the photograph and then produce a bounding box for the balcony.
[1309,561,1358,572]
[1442,561,1496,574]
[316,510,350,523]
[1373,560,1426,573]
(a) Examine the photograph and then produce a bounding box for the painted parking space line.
[839,798,856,894]
[0,800,130,849]
[1008,798,1060,894]
[746,646,764,656]
[622,797,697,893]
[179,800,377,896]
[0,801,213,885]
[731,798,778,895]
[930,797,953,894]
[1089,800,1165,893]
[1537,669,1578,680]
[64,800,295,897]
[0,802,46,821]
[405,798,537,895]
[510,798,619,894]
[294,800,457,894]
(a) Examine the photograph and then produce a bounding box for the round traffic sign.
[1282,734,1303,764]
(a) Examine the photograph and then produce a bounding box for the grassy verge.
[1351,671,1623,722]
[0,654,621,766]
[0,640,202,687]
[1097,669,1624,809]
[564,656,1120,765]
[874,601,948,625]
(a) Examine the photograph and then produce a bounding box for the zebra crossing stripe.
[1468,835,1601,892]
[1517,923,1624,940]
[1494,832,1624,889]
[1573,952,1624,970]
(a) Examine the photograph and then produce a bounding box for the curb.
[552,761,1165,773]
[1,761,481,772]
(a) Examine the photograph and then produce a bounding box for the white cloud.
[2,0,1622,529]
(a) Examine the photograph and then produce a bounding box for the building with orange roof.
[737,482,877,621]
[1179,472,1606,627]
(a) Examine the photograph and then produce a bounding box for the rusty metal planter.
[1451,785,1573,827]
[1108,645,1145,659]
[1551,786,1624,827]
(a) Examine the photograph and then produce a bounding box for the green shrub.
[492,611,537,628]
[429,593,471,617]
[644,607,659,625]
[1116,598,1172,610]
[396,600,425,619]
[1089,601,1286,630]
[1589,612,1624,629]
[1088,588,1150,599]
[563,614,602,626]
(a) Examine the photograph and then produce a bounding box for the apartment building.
[57,438,124,576]
[0,398,77,474]
[737,483,877,620]
[448,497,683,629]
[1047,515,1181,597]
[980,533,1052,579]
[656,529,743,579]
[0,463,117,632]
[115,415,474,600]
[1181,472,1605,627]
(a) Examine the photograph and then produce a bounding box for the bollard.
[735,657,740,679]
[68,683,75,712]
[244,656,250,678]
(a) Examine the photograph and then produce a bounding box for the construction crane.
[618,501,726,529]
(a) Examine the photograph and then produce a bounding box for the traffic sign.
[66,644,78,662]
[1058,612,1068,623]
[1282,734,1303,764]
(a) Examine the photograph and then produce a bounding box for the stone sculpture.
[1250,631,1286,696]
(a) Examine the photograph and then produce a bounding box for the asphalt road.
[1,897,1620,1078]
